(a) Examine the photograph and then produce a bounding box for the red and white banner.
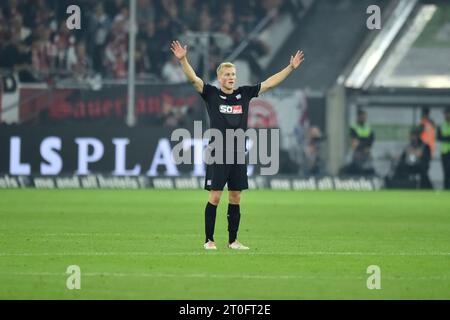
[249,88,308,150]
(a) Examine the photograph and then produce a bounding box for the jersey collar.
[219,88,236,96]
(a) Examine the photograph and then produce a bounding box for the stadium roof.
[347,1,450,90]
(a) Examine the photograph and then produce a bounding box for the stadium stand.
[0,0,301,83]
[2,0,450,188]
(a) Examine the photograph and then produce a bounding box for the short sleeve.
[240,83,261,99]
[200,83,216,100]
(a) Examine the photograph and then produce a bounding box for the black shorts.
[204,163,248,191]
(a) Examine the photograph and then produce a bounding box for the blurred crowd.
[340,106,450,190]
[0,0,298,83]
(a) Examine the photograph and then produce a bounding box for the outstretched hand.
[170,40,187,60]
[290,50,305,69]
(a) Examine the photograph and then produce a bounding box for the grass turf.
[0,189,449,299]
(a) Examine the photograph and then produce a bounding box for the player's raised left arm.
[259,50,304,94]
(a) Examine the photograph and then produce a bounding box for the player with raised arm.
[170,40,304,250]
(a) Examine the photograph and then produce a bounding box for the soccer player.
[170,40,304,250]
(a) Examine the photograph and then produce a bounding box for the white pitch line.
[0,233,309,240]
[0,251,450,257]
[3,272,450,282]
[6,272,331,280]
[0,233,201,237]
[1,233,448,244]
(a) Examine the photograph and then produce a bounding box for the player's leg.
[204,163,228,250]
[204,190,222,249]
[226,163,249,250]
[228,190,241,241]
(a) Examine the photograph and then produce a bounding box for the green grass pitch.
[0,189,449,299]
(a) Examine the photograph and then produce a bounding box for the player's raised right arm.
[170,40,204,93]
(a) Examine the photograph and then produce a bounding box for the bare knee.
[228,191,241,204]
[208,191,222,206]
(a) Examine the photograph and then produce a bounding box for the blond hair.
[216,62,236,76]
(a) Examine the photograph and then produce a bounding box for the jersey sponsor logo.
[219,105,243,114]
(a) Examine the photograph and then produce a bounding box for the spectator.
[0,31,20,70]
[161,0,178,20]
[31,24,54,80]
[0,0,272,82]
[302,126,324,176]
[419,106,436,156]
[88,3,111,73]
[33,0,56,28]
[159,99,184,128]
[159,0,183,36]
[104,18,128,78]
[198,5,213,32]
[2,30,34,82]
[390,127,433,189]
[137,21,164,76]
[104,35,127,78]
[137,0,155,28]
[0,10,7,42]
[261,0,283,19]
[2,0,20,21]
[213,25,234,55]
[157,15,179,52]
[161,55,188,84]
[52,34,70,73]
[11,14,30,42]
[220,3,236,29]
[180,0,199,31]
[52,20,75,72]
[113,5,130,33]
[437,106,450,190]
[135,39,153,78]
[67,41,92,80]
[239,0,264,31]
[104,0,126,19]
[340,108,376,176]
